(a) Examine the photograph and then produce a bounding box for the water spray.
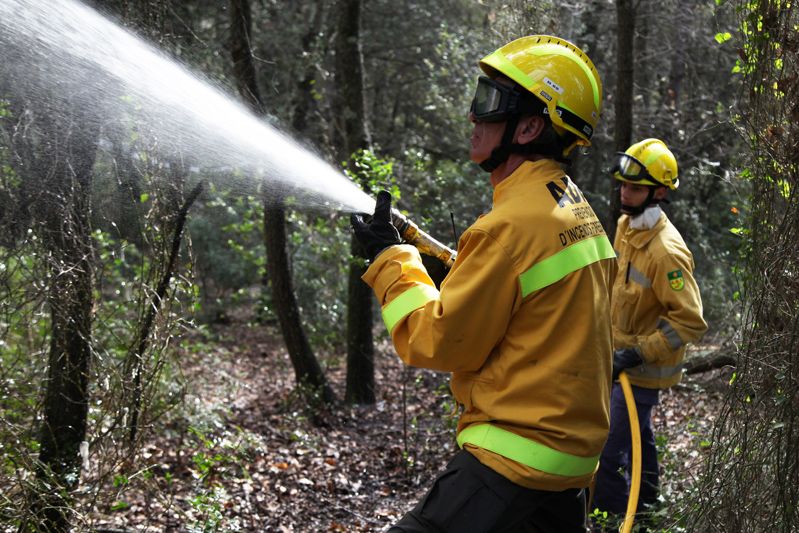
[0,0,376,214]
[1,0,457,267]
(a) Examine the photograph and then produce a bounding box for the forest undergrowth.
[82,310,729,532]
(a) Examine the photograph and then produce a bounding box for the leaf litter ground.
[88,316,729,532]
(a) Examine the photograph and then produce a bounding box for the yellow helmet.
[612,138,679,190]
[478,35,603,153]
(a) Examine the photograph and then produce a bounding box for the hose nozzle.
[390,209,457,269]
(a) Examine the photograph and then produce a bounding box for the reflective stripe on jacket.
[362,159,614,491]
[612,211,708,389]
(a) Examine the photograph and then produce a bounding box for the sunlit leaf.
[715,31,732,44]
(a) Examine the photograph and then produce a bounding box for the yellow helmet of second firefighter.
[613,138,680,190]
[478,35,603,154]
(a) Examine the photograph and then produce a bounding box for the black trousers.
[592,384,660,516]
[389,451,588,533]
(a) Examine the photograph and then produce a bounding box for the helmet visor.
[612,152,659,185]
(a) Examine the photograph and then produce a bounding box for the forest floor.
[86,313,731,532]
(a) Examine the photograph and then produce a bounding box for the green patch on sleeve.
[667,269,685,291]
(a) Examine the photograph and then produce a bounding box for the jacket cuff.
[362,245,422,303]
[636,331,672,363]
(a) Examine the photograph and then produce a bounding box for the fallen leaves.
[84,323,727,531]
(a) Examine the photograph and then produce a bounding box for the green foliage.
[188,488,225,532]
[89,214,196,444]
[679,0,799,529]
[284,210,350,349]
[188,185,266,321]
[0,0,769,528]
[344,149,399,196]
[110,500,130,512]
[435,381,458,431]
[589,508,612,530]
[181,426,258,532]
[0,239,49,497]
[715,31,733,43]
[252,148,401,351]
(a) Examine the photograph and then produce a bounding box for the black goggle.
[611,152,659,184]
[470,76,540,123]
[469,76,595,142]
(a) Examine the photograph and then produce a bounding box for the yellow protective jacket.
[362,160,615,491]
[612,211,708,389]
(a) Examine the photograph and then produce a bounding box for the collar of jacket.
[620,211,668,249]
[492,159,564,206]
[630,205,662,230]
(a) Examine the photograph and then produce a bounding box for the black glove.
[612,347,643,380]
[350,190,401,260]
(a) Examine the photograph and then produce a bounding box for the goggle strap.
[556,106,593,140]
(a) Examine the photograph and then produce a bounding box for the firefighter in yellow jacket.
[351,36,614,532]
[592,139,708,524]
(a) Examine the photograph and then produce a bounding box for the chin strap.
[478,116,572,172]
[479,116,520,172]
[620,187,671,216]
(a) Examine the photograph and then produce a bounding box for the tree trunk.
[573,0,604,196]
[610,0,636,241]
[689,4,799,527]
[230,0,264,115]
[291,1,326,140]
[634,6,650,110]
[334,0,375,404]
[229,0,334,402]
[263,207,334,401]
[683,353,737,375]
[665,7,687,111]
[34,110,100,532]
[346,234,375,403]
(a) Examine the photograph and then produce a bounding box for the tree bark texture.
[229,0,334,402]
[683,353,737,375]
[571,0,604,197]
[291,1,326,140]
[334,0,376,404]
[609,0,635,241]
[665,9,687,111]
[334,0,371,158]
[346,235,375,404]
[263,207,334,400]
[230,0,264,115]
[34,110,100,532]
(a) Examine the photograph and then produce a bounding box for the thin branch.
[127,181,204,448]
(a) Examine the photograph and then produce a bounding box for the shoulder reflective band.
[657,319,684,350]
[457,424,599,477]
[381,284,439,333]
[519,235,615,297]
